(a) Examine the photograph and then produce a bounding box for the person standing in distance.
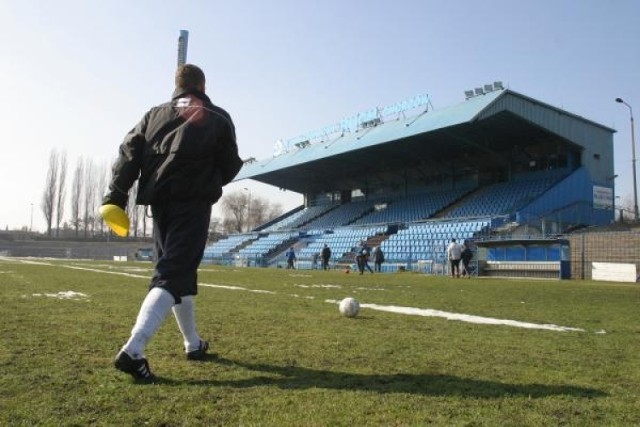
[372,246,385,273]
[285,246,296,269]
[447,238,462,278]
[104,64,243,381]
[460,241,474,278]
[321,243,331,270]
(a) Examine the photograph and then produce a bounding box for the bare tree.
[128,185,138,237]
[55,151,67,238]
[96,162,109,235]
[71,158,84,237]
[82,159,96,237]
[619,195,637,222]
[220,191,249,233]
[267,202,284,221]
[141,206,149,237]
[220,191,284,233]
[209,217,220,234]
[221,217,238,234]
[249,197,283,229]
[41,150,59,237]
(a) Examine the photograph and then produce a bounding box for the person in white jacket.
[446,238,462,278]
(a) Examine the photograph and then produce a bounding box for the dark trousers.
[462,260,471,276]
[364,260,373,273]
[150,200,211,303]
[450,259,461,277]
[357,256,373,274]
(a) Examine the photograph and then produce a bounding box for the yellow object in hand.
[99,204,130,237]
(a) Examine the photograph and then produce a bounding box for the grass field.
[1,257,639,426]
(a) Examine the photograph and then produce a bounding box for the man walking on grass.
[103,64,243,381]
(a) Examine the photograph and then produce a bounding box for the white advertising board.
[592,262,638,283]
[593,186,613,209]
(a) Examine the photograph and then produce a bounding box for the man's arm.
[103,114,148,208]
[217,117,243,186]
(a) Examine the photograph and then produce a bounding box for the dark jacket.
[461,247,473,263]
[104,89,242,208]
[373,248,384,263]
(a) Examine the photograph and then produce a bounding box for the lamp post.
[30,203,34,232]
[615,98,638,221]
[243,187,252,232]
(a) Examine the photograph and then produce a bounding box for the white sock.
[172,295,201,352]
[122,287,175,359]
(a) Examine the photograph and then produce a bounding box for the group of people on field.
[289,237,474,278]
[287,243,334,270]
[355,238,473,277]
[285,241,385,274]
[355,240,385,274]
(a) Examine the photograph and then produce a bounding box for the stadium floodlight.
[464,90,475,99]
[474,87,484,96]
[494,81,504,90]
[484,84,493,93]
[615,97,639,220]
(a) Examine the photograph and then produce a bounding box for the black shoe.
[186,340,209,361]
[114,350,155,381]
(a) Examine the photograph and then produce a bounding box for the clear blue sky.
[1,0,638,231]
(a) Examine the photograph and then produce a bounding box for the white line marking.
[295,284,342,289]
[199,283,276,294]
[32,291,89,300]
[325,300,584,332]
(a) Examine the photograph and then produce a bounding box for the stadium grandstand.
[202,84,618,278]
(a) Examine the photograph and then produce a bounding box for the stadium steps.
[263,237,299,264]
[432,187,484,219]
[334,234,388,267]
[366,234,388,249]
[229,236,260,255]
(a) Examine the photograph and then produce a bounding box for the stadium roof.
[235,89,615,194]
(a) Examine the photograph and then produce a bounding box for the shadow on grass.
[159,357,607,399]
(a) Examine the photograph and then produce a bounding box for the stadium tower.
[177,30,188,67]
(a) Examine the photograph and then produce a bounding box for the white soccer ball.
[339,297,360,318]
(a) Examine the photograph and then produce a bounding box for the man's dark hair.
[175,64,205,90]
